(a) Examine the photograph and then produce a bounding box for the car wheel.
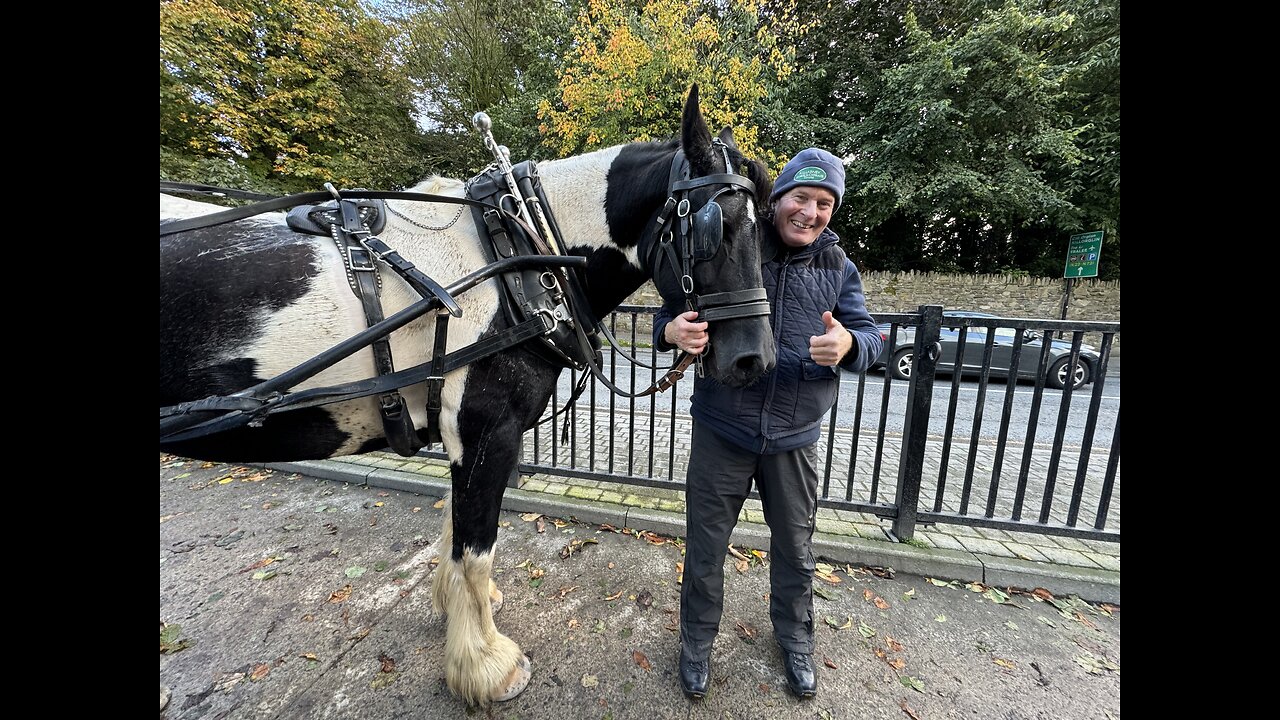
[1048,356,1087,390]
[890,348,913,381]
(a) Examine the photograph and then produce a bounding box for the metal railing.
[422,305,1120,543]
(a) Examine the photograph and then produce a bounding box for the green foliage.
[393,0,577,177]
[769,0,1119,279]
[160,0,428,192]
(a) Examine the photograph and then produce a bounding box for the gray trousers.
[681,422,819,659]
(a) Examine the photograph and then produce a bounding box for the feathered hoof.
[491,655,531,702]
[490,584,504,616]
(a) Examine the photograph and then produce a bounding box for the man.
[656,148,883,699]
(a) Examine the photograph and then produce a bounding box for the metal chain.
[386,202,465,231]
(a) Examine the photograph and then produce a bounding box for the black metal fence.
[424,305,1120,544]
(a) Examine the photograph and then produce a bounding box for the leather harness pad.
[286,198,387,237]
[467,162,599,371]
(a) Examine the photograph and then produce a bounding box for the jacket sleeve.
[654,303,678,352]
[835,259,883,373]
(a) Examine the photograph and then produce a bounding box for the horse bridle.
[646,139,772,375]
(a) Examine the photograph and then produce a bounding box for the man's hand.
[664,310,708,355]
[809,311,852,367]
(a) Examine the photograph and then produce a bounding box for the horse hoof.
[490,655,531,702]
[490,586,504,616]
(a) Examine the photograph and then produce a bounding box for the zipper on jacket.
[759,252,794,444]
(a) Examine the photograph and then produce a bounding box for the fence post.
[892,304,943,541]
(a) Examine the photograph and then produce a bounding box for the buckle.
[347,244,376,272]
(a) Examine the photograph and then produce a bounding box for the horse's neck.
[538,145,666,314]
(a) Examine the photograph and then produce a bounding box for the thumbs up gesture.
[809,311,853,367]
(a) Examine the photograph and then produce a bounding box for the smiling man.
[657,147,883,700]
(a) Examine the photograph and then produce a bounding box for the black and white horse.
[160,88,774,705]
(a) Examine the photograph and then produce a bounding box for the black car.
[872,311,1100,390]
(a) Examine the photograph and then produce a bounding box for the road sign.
[1064,231,1103,278]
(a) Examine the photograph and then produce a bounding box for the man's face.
[773,187,837,248]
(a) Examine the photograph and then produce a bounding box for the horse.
[159,87,775,706]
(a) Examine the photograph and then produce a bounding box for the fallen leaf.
[329,585,353,603]
[412,507,421,513]
[900,698,922,720]
[935,614,946,622]
[559,538,599,559]
[993,658,1016,671]
[250,664,270,682]
[926,577,950,587]
[299,653,318,661]
[567,618,579,629]
[581,674,599,688]
[736,559,750,574]
[886,636,904,653]
[432,499,446,509]
[888,658,906,670]
[379,653,396,673]
[899,675,924,693]
[736,621,758,642]
[373,501,384,508]
[1005,621,1019,631]
[676,562,684,584]
[552,519,568,528]
[874,597,890,610]
[369,671,398,690]
[159,623,194,654]
[902,588,916,601]
[858,620,875,637]
[252,570,277,581]
[816,571,842,584]
[863,589,875,601]
[633,651,651,671]
[729,545,751,562]
[537,518,546,533]
[555,585,579,600]
[345,566,367,579]
[814,585,838,601]
[604,589,625,601]
[823,656,838,669]
[520,512,542,522]
[1032,587,1055,601]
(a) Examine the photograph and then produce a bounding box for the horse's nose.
[735,354,769,379]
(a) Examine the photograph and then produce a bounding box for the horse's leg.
[432,498,503,616]
[430,351,554,705]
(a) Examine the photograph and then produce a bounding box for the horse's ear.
[717,127,737,149]
[681,84,714,173]
[746,158,774,209]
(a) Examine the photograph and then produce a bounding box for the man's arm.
[833,259,883,373]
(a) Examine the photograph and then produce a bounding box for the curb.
[266,460,1119,604]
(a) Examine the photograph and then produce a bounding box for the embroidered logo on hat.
[794,167,827,182]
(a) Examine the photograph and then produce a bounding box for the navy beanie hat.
[770,148,846,210]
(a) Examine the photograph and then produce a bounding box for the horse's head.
[655,86,776,387]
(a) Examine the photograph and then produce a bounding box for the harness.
[465,161,601,371]
[158,144,768,450]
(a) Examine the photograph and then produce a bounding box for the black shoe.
[679,648,710,698]
[782,651,817,698]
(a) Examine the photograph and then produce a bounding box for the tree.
[392,0,578,176]
[539,0,807,168]
[160,0,427,192]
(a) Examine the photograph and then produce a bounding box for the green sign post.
[1063,231,1103,278]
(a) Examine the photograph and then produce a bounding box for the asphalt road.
[161,456,1121,719]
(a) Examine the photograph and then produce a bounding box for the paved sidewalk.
[270,408,1119,603]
